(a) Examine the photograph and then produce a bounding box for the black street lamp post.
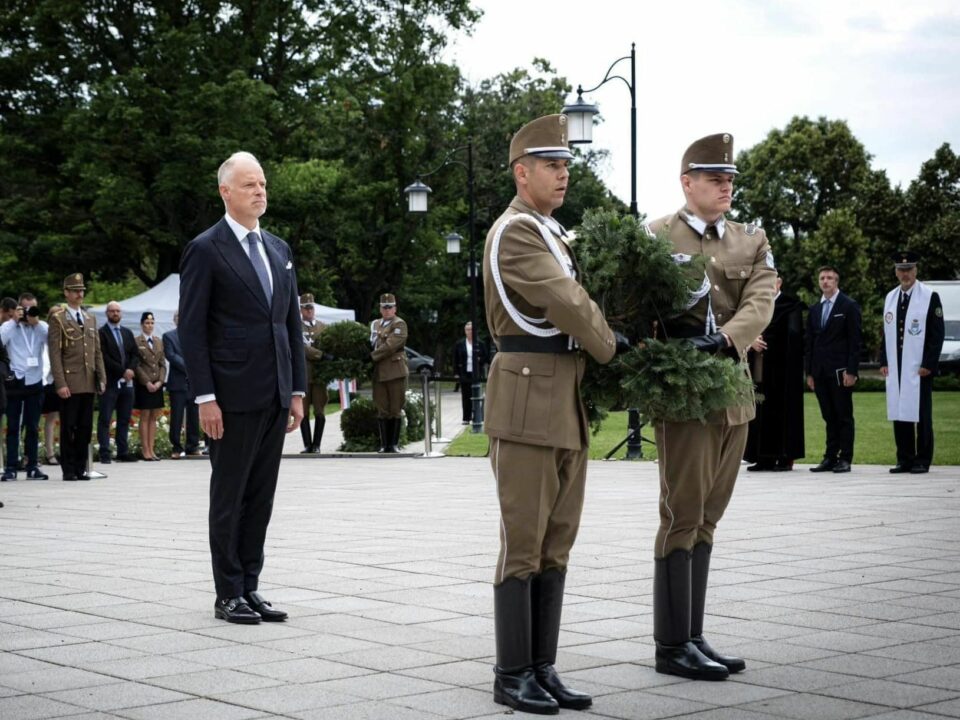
[562,42,638,218]
[404,141,484,433]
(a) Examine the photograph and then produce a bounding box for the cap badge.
[722,134,731,143]
[723,152,729,162]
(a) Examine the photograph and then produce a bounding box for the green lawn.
[445,392,960,465]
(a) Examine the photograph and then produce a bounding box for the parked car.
[926,281,960,375]
[405,347,435,376]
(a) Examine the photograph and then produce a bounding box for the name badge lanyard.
[20,323,40,367]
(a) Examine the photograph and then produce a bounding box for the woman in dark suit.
[134,312,166,460]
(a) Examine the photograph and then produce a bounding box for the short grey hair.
[218,151,261,186]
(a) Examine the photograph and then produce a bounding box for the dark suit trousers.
[61,393,95,475]
[97,383,134,459]
[893,375,934,467]
[208,402,287,598]
[459,374,473,422]
[169,390,200,453]
[814,377,855,462]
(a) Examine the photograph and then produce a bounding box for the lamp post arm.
[416,144,470,180]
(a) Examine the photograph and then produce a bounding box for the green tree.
[733,116,878,293]
[903,143,960,280]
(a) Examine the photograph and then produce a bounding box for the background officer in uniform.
[648,133,775,681]
[370,293,407,453]
[804,266,861,473]
[880,251,944,473]
[299,293,328,453]
[484,114,625,714]
[48,273,106,481]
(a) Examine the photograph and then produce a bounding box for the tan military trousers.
[490,438,588,585]
[373,377,407,418]
[306,382,328,419]
[654,419,748,558]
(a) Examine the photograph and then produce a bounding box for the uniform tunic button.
[739,270,746,278]
[522,367,530,376]
[714,284,720,291]
[711,256,716,262]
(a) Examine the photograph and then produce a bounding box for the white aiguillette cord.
[489,213,576,347]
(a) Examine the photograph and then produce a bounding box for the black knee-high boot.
[532,569,592,710]
[653,549,728,680]
[494,575,558,715]
[299,415,312,452]
[311,413,325,453]
[691,543,745,673]
[376,419,389,453]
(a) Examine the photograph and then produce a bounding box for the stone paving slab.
[1,457,959,719]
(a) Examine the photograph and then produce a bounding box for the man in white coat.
[879,251,945,474]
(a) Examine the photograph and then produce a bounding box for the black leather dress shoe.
[656,641,729,680]
[62,473,78,481]
[691,635,746,673]
[889,464,911,473]
[244,591,287,621]
[746,463,775,472]
[910,464,929,474]
[215,597,261,624]
[116,455,140,462]
[99,456,112,464]
[77,472,92,481]
[832,460,851,473]
[809,459,838,473]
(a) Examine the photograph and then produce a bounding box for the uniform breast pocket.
[724,265,753,282]
[497,354,556,439]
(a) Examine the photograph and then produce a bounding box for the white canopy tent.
[89,274,355,335]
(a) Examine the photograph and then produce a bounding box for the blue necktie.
[821,300,832,327]
[113,327,124,365]
[245,232,272,304]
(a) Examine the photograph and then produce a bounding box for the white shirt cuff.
[195,394,216,405]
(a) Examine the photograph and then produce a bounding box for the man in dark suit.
[96,301,140,463]
[163,312,201,459]
[452,321,488,425]
[804,265,861,473]
[179,151,306,625]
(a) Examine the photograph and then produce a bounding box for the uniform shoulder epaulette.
[49,305,65,315]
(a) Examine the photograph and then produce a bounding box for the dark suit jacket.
[804,291,862,379]
[453,337,488,380]
[162,328,191,395]
[178,218,306,412]
[98,323,140,385]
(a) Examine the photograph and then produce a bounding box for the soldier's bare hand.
[806,376,815,391]
[287,396,304,433]
[919,367,932,377]
[750,336,767,353]
[842,371,857,387]
[200,400,224,440]
[57,386,71,400]
[880,366,889,377]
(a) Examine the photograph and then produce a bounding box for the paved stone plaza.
[1,454,959,720]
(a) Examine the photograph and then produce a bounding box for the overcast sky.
[445,0,960,219]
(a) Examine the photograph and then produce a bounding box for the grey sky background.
[446,0,960,220]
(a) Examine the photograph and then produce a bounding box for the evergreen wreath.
[575,208,755,427]
[313,321,374,385]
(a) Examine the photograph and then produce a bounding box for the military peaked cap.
[509,114,575,165]
[681,133,738,176]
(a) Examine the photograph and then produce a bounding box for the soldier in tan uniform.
[646,134,776,680]
[370,293,407,453]
[299,293,328,453]
[48,273,106,481]
[483,114,627,715]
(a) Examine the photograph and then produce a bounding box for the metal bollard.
[416,372,443,458]
[86,443,108,478]
[433,374,451,443]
